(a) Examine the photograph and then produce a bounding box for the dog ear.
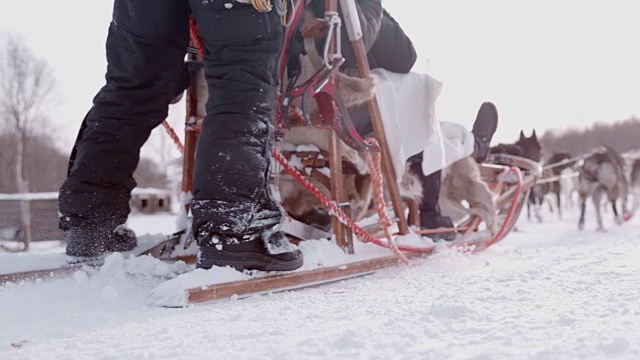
[531,129,538,141]
[519,130,526,141]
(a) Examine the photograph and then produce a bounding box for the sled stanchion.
[407,199,420,227]
[181,38,201,204]
[330,129,349,251]
[340,0,409,235]
[325,0,350,252]
[182,109,197,199]
[338,202,355,254]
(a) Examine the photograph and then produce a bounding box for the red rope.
[272,150,400,247]
[162,121,184,154]
[189,16,204,56]
[362,138,411,265]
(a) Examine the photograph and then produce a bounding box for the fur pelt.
[402,157,498,234]
[440,157,498,233]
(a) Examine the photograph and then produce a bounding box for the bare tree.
[134,157,170,189]
[0,34,58,251]
[141,115,184,199]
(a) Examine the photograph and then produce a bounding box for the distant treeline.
[540,117,640,157]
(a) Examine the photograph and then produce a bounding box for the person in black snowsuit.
[308,0,498,241]
[58,0,303,271]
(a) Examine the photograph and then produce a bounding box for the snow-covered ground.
[2,206,640,359]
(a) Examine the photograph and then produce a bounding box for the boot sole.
[197,247,304,272]
[472,102,499,139]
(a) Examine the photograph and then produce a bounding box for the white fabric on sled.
[372,69,474,182]
[439,120,476,168]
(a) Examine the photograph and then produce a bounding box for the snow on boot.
[420,212,457,242]
[195,223,303,272]
[65,224,137,258]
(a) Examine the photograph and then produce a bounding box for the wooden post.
[326,0,350,252]
[339,0,409,234]
[182,49,200,207]
[339,202,355,254]
[407,198,420,228]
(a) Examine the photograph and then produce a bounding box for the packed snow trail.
[2,209,640,359]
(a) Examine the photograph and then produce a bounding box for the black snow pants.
[59,0,284,236]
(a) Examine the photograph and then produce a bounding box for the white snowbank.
[2,207,640,359]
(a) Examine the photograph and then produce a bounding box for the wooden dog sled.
[1,1,541,305]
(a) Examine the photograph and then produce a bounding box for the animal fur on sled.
[440,158,498,233]
[277,8,377,226]
[401,158,498,234]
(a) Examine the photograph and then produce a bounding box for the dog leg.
[527,188,536,222]
[611,199,623,225]
[593,187,606,232]
[578,192,587,231]
[534,197,543,223]
[556,190,563,220]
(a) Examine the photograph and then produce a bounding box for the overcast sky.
[1,0,639,154]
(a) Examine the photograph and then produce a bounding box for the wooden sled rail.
[0,264,89,285]
[186,253,421,305]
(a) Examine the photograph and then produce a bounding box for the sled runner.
[1,0,541,301]
[0,231,187,285]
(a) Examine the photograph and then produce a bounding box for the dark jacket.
[308,0,417,73]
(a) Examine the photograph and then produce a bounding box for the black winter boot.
[65,224,137,258]
[406,160,457,242]
[195,222,303,272]
[420,210,457,242]
[471,102,499,163]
